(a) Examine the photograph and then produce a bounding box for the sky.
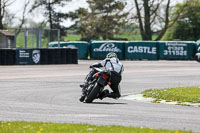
[7,0,88,27]
[7,0,185,27]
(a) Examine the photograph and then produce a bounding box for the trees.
[15,0,31,35]
[70,0,128,41]
[2,0,32,32]
[133,0,184,41]
[30,0,71,35]
[0,0,15,29]
[162,0,200,41]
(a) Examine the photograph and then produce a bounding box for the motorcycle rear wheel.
[85,83,100,103]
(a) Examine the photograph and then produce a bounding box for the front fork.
[81,78,97,95]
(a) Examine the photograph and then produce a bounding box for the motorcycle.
[195,53,200,62]
[79,67,111,103]
[195,43,200,62]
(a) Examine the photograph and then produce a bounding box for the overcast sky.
[7,0,185,27]
[7,0,88,27]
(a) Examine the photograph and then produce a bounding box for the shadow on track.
[91,102,127,105]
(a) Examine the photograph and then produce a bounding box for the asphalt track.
[0,60,200,132]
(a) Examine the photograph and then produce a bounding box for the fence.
[14,29,60,48]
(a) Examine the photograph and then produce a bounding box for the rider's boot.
[98,89,109,100]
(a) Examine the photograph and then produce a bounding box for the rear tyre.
[85,83,100,103]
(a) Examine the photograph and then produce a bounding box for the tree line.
[1,0,200,41]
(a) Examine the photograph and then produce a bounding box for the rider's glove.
[90,63,103,68]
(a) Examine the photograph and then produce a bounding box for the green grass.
[16,33,49,48]
[15,31,157,48]
[63,34,143,41]
[63,33,156,41]
[0,121,192,133]
[142,87,200,103]
[63,34,81,41]
[114,34,142,41]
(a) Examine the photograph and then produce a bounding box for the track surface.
[0,60,200,132]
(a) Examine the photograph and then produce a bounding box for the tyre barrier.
[0,49,16,65]
[49,40,198,60]
[0,48,78,65]
[89,41,197,60]
[158,41,196,60]
[90,40,126,60]
[0,40,199,65]
[49,41,89,59]
[125,41,159,60]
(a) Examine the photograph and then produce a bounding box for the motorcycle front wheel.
[85,83,100,103]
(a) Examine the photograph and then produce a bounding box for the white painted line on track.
[122,94,200,107]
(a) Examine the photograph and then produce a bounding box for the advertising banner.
[16,49,40,65]
[90,41,126,60]
[159,41,196,60]
[125,41,159,60]
[49,41,89,59]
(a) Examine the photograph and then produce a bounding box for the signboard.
[16,49,40,65]
[159,41,195,60]
[125,41,159,60]
[90,41,126,60]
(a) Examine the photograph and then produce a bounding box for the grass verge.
[142,87,200,103]
[0,121,192,133]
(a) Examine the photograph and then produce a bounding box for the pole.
[58,29,60,48]
[24,29,28,48]
[36,29,39,48]
[39,30,42,48]
[14,29,17,48]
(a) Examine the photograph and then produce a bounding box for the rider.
[80,52,124,100]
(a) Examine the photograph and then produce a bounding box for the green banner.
[16,49,40,65]
[90,41,126,60]
[159,41,196,60]
[49,41,89,59]
[125,41,159,60]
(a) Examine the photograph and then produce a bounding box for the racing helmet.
[106,52,117,59]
